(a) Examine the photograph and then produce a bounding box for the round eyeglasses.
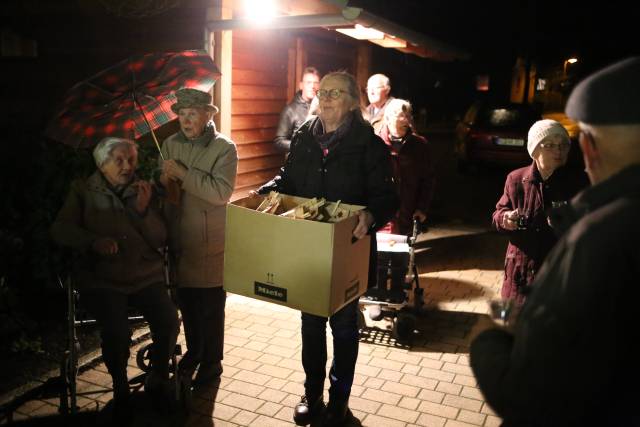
[539,142,570,151]
[317,89,346,100]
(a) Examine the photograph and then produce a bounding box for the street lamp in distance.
[563,57,578,76]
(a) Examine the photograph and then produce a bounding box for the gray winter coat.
[161,125,238,288]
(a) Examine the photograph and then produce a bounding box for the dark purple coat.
[492,162,588,304]
[379,126,435,235]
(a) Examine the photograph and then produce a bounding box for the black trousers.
[82,283,179,387]
[176,286,226,373]
[301,299,359,402]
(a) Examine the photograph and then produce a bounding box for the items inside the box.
[256,192,355,222]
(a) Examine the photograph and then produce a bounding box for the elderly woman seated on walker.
[51,137,179,422]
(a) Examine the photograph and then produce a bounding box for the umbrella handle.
[134,96,164,160]
[149,128,165,161]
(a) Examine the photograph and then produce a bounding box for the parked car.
[455,101,542,172]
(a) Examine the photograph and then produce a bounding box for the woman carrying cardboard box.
[259,71,398,427]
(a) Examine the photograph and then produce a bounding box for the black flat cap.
[565,56,640,125]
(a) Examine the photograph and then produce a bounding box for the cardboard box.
[223,194,371,317]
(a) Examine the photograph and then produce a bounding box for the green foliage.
[136,139,162,181]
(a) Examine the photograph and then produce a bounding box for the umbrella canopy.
[45,50,220,150]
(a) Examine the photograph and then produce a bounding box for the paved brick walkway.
[3,230,507,427]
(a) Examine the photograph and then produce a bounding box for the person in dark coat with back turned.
[470,56,640,426]
[492,119,588,305]
[259,71,397,427]
[373,98,435,303]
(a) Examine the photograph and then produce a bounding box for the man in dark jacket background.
[274,66,320,153]
[470,56,640,426]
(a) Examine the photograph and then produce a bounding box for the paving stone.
[457,409,486,425]
[362,413,408,427]
[378,403,420,423]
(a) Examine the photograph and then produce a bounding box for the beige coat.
[161,126,238,288]
[51,172,167,294]
[364,97,395,135]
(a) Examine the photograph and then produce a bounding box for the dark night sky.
[352,0,637,72]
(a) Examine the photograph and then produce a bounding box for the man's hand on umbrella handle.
[92,238,118,255]
[134,180,152,214]
[162,159,187,182]
[353,210,374,240]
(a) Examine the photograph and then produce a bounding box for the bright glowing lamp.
[336,24,385,40]
[244,0,276,23]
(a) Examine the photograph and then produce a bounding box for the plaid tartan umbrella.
[45,50,220,154]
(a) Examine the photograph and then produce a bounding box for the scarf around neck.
[312,111,355,157]
[179,121,216,145]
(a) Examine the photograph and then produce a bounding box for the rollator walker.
[57,247,191,416]
[358,219,424,343]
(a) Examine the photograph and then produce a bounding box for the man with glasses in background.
[274,66,321,153]
[364,73,394,134]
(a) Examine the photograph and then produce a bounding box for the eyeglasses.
[317,89,346,100]
[539,142,570,151]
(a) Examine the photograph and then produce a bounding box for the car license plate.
[495,138,525,147]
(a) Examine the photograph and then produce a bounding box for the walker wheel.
[393,312,416,343]
[136,343,153,372]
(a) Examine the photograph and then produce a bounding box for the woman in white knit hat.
[491,119,588,305]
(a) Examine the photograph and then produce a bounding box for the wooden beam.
[209,0,232,135]
[356,43,371,106]
[287,42,297,102]
[295,37,306,85]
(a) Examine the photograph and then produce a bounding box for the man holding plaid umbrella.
[159,88,238,387]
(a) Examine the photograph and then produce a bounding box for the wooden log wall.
[229,29,361,199]
[231,29,290,199]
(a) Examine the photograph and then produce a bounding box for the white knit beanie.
[527,119,570,158]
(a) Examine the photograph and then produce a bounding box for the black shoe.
[293,394,325,426]
[114,399,133,425]
[103,393,133,426]
[193,361,223,386]
[322,399,350,427]
[144,371,175,409]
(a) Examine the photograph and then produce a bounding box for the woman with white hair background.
[372,98,435,303]
[51,137,179,422]
[491,119,588,305]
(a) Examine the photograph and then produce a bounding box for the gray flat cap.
[565,56,640,125]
